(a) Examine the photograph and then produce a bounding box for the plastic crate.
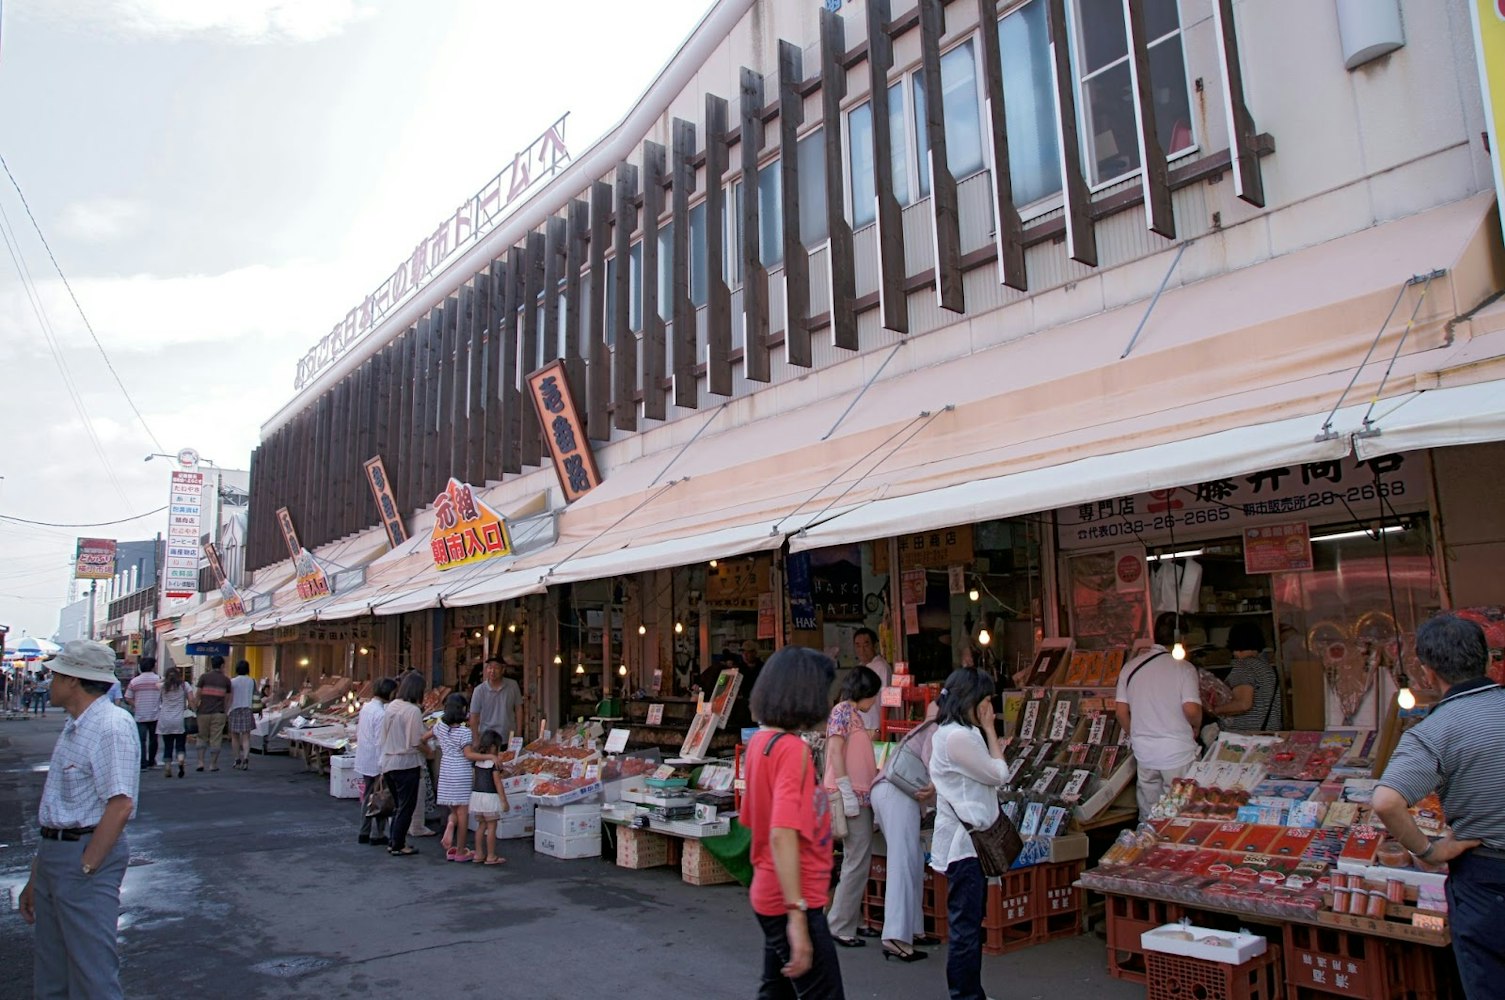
[1146,944,1283,1000]
[862,856,886,932]
[924,868,949,942]
[681,838,736,886]
[1035,860,1085,942]
[1284,923,1388,1000]
[1382,940,1462,1000]
[1105,894,1187,983]
[984,869,1038,955]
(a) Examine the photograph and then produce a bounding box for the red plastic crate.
[1104,894,1187,983]
[983,869,1038,955]
[925,868,949,942]
[1284,923,1388,1000]
[1146,944,1283,1000]
[1034,860,1085,941]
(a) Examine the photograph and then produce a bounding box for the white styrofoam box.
[497,813,535,840]
[329,755,362,799]
[1141,924,1268,965]
[534,828,600,859]
[535,803,602,839]
[501,774,536,795]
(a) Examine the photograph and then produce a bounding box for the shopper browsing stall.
[1213,622,1283,734]
[1115,613,1202,815]
[824,665,883,949]
[868,702,941,961]
[379,672,429,857]
[355,678,395,845]
[1374,613,1505,1000]
[742,646,844,999]
[852,629,890,732]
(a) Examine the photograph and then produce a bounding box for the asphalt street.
[0,713,1140,999]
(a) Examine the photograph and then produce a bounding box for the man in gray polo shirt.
[469,654,522,745]
[1375,613,1504,1000]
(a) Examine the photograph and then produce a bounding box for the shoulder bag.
[364,774,395,818]
[884,720,938,800]
[942,795,1023,876]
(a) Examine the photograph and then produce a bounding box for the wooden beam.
[521,231,545,466]
[1047,0,1097,266]
[451,285,473,481]
[1212,0,1265,208]
[467,276,488,482]
[976,0,1027,290]
[543,215,566,364]
[564,199,589,425]
[437,294,459,488]
[704,94,733,396]
[671,117,698,409]
[918,0,965,313]
[820,8,860,351]
[867,0,909,333]
[779,40,812,365]
[500,248,523,475]
[613,163,641,429]
[397,327,417,512]
[739,69,771,381]
[640,142,668,419]
[587,179,613,440]
[483,261,506,482]
[1124,0,1174,239]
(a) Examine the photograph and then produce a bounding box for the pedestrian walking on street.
[193,655,232,772]
[35,671,51,714]
[158,666,191,778]
[125,656,163,770]
[742,646,845,1000]
[18,639,140,1000]
[433,692,478,862]
[228,661,257,769]
[824,665,883,949]
[930,667,1009,1000]
[356,677,395,845]
[380,672,429,857]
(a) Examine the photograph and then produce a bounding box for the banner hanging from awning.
[430,479,513,571]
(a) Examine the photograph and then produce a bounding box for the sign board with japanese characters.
[526,360,601,503]
[429,479,513,571]
[873,525,974,573]
[362,455,409,549]
[1057,454,1426,550]
[165,469,205,600]
[276,506,333,600]
[74,537,117,581]
[203,541,245,617]
[706,557,770,610]
[1243,522,1313,574]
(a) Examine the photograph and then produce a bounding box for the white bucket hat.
[47,640,119,685]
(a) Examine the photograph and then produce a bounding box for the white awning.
[790,406,1356,553]
[1352,378,1505,458]
[537,516,801,588]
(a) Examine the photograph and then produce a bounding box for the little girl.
[431,692,480,862]
[469,729,511,865]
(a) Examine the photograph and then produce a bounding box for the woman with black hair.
[929,668,1009,1000]
[742,647,845,999]
[355,677,397,844]
[824,665,883,948]
[379,672,429,857]
[1214,622,1283,733]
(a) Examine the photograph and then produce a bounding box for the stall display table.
[282,725,354,775]
[600,812,737,885]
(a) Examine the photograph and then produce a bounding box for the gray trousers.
[33,833,129,1000]
[870,781,925,944]
[827,805,874,939]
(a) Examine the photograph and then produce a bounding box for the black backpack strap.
[1121,650,1171,692]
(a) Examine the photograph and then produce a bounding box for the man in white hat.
[18,639,140,1000]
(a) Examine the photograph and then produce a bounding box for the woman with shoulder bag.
[869,701,942,961]
[930,668,1012,1000]
[823,665,882,949]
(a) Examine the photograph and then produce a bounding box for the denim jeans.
[137,720,159,766]
[754,909,845,999]
[944,858,986,1000]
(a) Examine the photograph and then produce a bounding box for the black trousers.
[754,909,845,999]
[161,732,187,763]
[384,767,421,851]
[944,858,986,1000]
[137,720,158,766]
[1447,851,1505,999]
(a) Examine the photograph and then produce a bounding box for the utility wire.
[0,153,165,453]
[0,506,166,528]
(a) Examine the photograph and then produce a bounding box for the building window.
[797,129,829,246]
[846,81,910,229]
[999,0,1062,207]
[690,201,707,307]
[731,130,828,281]
[602,245,644,345]
[1073,0,1194,188]
[914,38,986,198]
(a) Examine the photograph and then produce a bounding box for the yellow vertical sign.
[1470,0,1505,242]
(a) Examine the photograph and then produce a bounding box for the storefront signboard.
[276,506,333,600]
[873,525,974,573]
[202,541,246,617]
[1243,521,1313,574]
[1469,0,1505,246]
[165,467,204,600]
[900,568,927,606]
[757,592,776,639]
[786,552,818,631]
[526,360,601,503]
[362,455,409,549]
[1058,454,1426,550]
[74,537,117,581]
[706,557,769,610]
[430,479,512,571]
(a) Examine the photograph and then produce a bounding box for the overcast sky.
[0,0,713,640]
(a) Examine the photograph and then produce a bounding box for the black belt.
[39,826,95,841]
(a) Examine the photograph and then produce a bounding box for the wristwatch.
[786,898,809,913]
[81,862,96,876]
[1414,840,1438,862]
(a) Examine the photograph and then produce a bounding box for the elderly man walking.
[18,640,140,1000]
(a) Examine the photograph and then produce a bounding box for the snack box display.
[1141,923,1268,965]
[1336,825,1384,868]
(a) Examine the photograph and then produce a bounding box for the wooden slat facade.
[918,0,965,314]
[866,0,909,334]
[671,117,697,410]
[614,162,640,429]
[640,143,668,420]
[587,180,612,440]
[819,8,859,352]
[738,69,771,382]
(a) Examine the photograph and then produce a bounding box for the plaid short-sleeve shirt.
[38,695,140,829]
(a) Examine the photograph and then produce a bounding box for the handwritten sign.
[362,455,409,549]
[429,479,512,570]
[276,507,332,600]
[203,542,245,617]
[526,359,601,503]
[604,728,630,754]
[1243,521,1313,574]
[880,686,903,708]
[653,764,676,781]
[646,704,665,726]
[508,736,524,755]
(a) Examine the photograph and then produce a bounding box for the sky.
[0,0,715,641]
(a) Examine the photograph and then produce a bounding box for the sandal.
[912,935,943,947]
[446,849,474,863]
[389,846,419,856]
[483,856,506,866]
[882,943,928,963]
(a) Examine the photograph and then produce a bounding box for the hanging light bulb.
[968,588,979,602]
[618,663,628,676]
[1171,641,1187,661]
[473,630,482,639]
[508,622,517,633]
[486,623,496,632]
[553,653,563,665]
[708,559,718,568]
[674,621,684,634]
[637,624,647,636]
[575,663,585,675]
[977,628,991,646]
[299,657,310,666]
[1396,680,1417,710]
[358,646,369,656]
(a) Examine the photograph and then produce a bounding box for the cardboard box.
[1072,757,1136,822]
[328,755,362,799]
[617,827,673,869]
[1048,832,1090,864]
[534,828,600,860]
[535,802,602,839]
[1141,923,1268,965]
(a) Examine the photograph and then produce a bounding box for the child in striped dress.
[432,693,479,862]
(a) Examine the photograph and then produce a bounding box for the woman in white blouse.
[355,677,396,845]
[928,668,1008,1000]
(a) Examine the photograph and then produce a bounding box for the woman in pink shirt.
[823,665,882,948]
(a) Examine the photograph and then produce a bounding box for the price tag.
[508,736,524,755]
[604,728,630,754]
[653,764,676,781]
[570,760,586,778]
[880,686,903,708]
[646,704,665,726]
[584,763,601,781]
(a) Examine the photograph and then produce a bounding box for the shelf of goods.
[1078,727,1463,1000]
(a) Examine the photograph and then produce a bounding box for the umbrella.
[6,637,60,660]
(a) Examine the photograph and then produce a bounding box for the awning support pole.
[1119,240,1191,360]
[1358,269,1445,438]
[823,342,904,441]
[651,403,727,487]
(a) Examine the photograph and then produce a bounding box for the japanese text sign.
[276,507,332,601]
[1243,521,1313,574]
[873,525,974,573]
[429,479,512,571]
[526,360,600,503]
[165,469,205,600]
[202,541,245,617]
[74,537,116,581]
[362,455,409,549]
